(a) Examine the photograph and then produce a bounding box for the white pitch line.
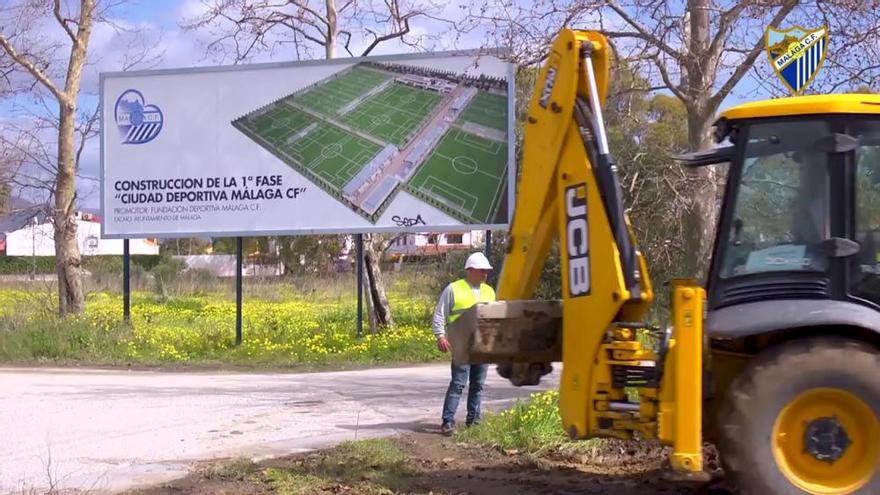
[425,181,478,218]
[422,176,479,215]
[453,130,502,154]
[423,183,467,210]
[434,151,504,181]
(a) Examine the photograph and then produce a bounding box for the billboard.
[100,49,515,238]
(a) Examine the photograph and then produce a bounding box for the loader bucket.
[446,300,563,365]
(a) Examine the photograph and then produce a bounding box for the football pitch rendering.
[407,128,507,224]
[232,61,510,225]
[235,105,381,190]
[296,68,390,115]
[342,84,443,146]
[459,92,508,131]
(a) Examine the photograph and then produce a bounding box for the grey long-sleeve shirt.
[432,281,485,339]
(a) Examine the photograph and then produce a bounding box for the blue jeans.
[441,362,488,425]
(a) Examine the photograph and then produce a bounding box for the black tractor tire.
[716,337,880,495]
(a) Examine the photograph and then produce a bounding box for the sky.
[0,0,807,210]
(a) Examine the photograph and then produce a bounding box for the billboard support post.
[356,233,364,339]
[485,230,493,285]
[235,237,243,346]
[123,239,130,322]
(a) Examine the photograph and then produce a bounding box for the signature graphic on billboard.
[115,89,163,144]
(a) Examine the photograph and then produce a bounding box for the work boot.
[440,421,455,436]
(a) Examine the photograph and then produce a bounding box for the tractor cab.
[678,95,880,349]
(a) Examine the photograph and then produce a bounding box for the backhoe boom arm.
[494,29,654,439]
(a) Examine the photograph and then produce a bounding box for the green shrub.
[457,390,571,454]
[0,256,56,274]
[151,256,186,298]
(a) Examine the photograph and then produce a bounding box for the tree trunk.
[55,104,84,316]
[360,259,378,334]
[681,112,717,279]
[680,0,718,280]
[315,0,391,330]
[52,0,95,316]
[363,233,393,329]
[325,0,337,59]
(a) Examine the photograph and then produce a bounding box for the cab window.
[720,120,830,278]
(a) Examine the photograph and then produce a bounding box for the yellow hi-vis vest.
[448,278,496,323]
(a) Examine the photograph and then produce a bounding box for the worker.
[433,251,496,436]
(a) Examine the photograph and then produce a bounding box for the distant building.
[393,74,457,94]
[0,210,159,256]
[387,231,485,262]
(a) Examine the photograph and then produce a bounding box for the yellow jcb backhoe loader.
[448,28,880,494]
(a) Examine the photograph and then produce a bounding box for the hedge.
[0,255,162,275]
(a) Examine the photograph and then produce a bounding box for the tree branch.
[361,17,411,56]
[709,0,798,109]
[706,1,748,67]
[0,36,66,104]
[606,1,681,61]
[338,30,354,56]
[53,0,79,45]
[651,53,689,104]
[75,108,100,172]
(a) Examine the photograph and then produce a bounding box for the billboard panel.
[100,50,515,238]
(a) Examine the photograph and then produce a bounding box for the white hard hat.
[465,252,493,270]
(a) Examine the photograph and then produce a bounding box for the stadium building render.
[231,61,509,225]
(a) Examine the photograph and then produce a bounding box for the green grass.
[187,438,413,495]
[265,438,413,494]
[0,287,441,367]
[459,92,508,131]
[456,390,576,455]
[407,128,508,223]
[342,83,443,146]
[196,457,258,482]
[296,67,391,115]
[457,390,666,475]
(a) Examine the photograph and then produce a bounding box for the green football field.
[459,92,507,131]
[245,102,313,141]
[239,104,380,190]
[342,83,443,146]
[296,67,390,115]
[407,128,507,223]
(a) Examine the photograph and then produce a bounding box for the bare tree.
[0,0,160,315]
[471,1,880,278]
[181,0,462,63]
[184,0,467,330]
[0,0,103,315]
[1,107,100,221]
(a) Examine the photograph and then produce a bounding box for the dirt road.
[132,432,728,495]
[0,364,557,494]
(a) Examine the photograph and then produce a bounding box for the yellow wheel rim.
[772,388,879,495]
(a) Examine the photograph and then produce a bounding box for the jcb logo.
[566,184,590,297]
[539,66,557,109]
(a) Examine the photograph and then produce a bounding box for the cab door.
[848,118,880,308]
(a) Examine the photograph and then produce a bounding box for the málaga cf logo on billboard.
[765,25,829,96]
[115,89,164,144]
